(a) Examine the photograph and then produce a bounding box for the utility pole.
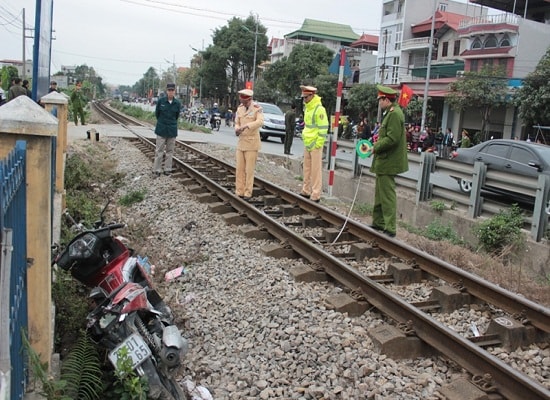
[420,0,437,133]
[22,8,26,80]
[252,14,258,87]
[377,29,388,123]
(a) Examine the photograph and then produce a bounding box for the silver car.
[450,139,550,213]
[257,102,286,143]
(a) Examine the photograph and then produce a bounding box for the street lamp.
[164,56,176,87]
[189,45,203,104]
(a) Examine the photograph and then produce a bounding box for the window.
[483,144,509,158]
[510,147,536,165]
[441,42,449,57]
[470,59,479,72]
[500,35,511,47]
[484,35,497,48]
[453,40,461,56]
[472,39,482,49]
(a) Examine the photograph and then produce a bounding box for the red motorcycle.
[54,204,187,399]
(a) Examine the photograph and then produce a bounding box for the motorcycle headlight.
[69,233,98,259]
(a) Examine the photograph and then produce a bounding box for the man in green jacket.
[369,85,409,237]
[153,83,181,176]
[70,81,87,125]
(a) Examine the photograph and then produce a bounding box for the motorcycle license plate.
[108,333,152,370]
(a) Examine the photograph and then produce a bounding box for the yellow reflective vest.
[302,95,329,151]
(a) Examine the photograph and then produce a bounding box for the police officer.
[369,85,409,237]
[70,81,87,125]
[153,83,181,176]
[299,85,329,203]
[234,88,264,199]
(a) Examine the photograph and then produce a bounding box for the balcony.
[458,13,519,37]
[401,37,435,51]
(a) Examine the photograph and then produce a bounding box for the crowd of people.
[0,77,32,104]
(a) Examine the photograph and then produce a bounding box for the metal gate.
[0,140,28,400]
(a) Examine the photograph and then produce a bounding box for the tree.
[1,66,19,90]
[346,83,378,122]
[513,47,550,130]
[446,65,508,141]
[206,15,269,108]
[263,44,334,102]
[405,97,435,127]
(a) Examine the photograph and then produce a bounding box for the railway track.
[91,105,550,399]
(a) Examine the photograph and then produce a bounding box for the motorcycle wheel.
[141,359,185,400]
[216,121,220,131]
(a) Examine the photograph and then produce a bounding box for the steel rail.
[128,134,550,400]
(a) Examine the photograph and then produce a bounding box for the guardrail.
[330,139,549,242]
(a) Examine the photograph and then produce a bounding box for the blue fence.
[0,141,28,400]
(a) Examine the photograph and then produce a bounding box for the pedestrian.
[284,102,296,155]
[360,116,372,141]
[70,81,87,125]
[369,85,409,238]
[299,85,329,203]
[48,80,59,93]
[442,127,454,158]
[47,80,60,116]
[153,83,181,177]
[0,78,5,105]
[22,79,32,97]
[460,129,471,148]
[434,127,444,156]
[8,77,27,101]
[234,88,264,199]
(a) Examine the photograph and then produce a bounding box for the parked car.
[450,139,550,213]
[257,102,286,143]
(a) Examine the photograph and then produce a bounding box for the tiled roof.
[351,33,379,49]
[411,10,467,34]
[285,19,359,42]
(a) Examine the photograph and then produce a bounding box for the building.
[379,0,550,139]
[0,59,33,79]
[269,19,378,85]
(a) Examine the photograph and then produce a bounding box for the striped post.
[328,48,346,197]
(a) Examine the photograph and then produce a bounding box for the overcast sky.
[0,0,384,86]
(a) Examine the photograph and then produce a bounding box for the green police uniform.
[70,86,87,125]
[370,85,409,236]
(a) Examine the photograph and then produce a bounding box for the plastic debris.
[182,380,213,400]
[165,266,188,281]
[470,322,480,337]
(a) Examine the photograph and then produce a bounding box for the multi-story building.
[269,19,378,86]
[380,0,550,139]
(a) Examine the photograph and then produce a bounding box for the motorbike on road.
[210,112,221,131]
[53,203,188,399]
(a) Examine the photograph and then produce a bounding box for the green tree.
[206,15,269,108]
[446,65,508,141]
[405,96,435,127]
[1,66,19,90]
[263,43,334,102]
[346,83,378,122]
[513,47,550,130]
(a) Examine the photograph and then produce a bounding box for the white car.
[257,102,286,143]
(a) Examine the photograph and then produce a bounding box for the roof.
[285,19,359,43]
[469,0,550,15]
[411,10,466,35]
[351,33,379,49]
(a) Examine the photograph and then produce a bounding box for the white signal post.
[328,48,346,197]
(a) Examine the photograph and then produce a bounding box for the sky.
[0,0,384,86]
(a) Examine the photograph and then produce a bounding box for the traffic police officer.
[234,88,264,199]
[369,85,409,237]
[299,85,329,203]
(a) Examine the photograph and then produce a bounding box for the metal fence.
[0,141,28,400]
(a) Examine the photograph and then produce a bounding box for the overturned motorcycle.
[53,205,188,399]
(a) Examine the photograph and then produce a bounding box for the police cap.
[376,85,398,100]
[238,88,253,99]
[300,85,317,97]
[166,83,176,90]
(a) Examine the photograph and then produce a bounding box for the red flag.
[398,84,414,107]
